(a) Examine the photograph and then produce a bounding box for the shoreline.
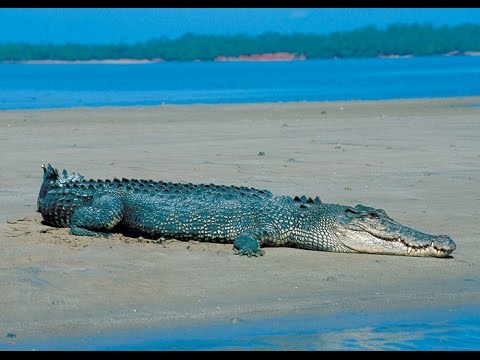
[1,95,480,113]
[1,97,479,346]
[3,304,479,350]
[5,58,165,65]
[2,51,480,64]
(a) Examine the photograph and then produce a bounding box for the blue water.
[2,306,479,351]
[1,56,480,110]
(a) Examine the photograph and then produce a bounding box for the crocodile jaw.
[333,226,456,257]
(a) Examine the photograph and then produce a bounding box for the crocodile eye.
[345,208,359,215]
[369,212,379,218]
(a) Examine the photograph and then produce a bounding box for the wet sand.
[0,97,479,344]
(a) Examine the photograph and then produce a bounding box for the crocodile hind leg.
[70,194,124,237]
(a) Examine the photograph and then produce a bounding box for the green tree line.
[1,23,480,61]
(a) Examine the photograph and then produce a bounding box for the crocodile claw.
[234,248,265,257]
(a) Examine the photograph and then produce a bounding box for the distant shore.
[2,51,480,64]
[6,58,165,65]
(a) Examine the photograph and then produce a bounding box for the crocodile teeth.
[407,246,413,254]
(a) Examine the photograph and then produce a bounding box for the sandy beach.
[0,97,479,345]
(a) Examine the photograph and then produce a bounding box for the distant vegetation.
[1,23,480,62]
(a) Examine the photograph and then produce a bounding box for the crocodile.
[37,164,456,258]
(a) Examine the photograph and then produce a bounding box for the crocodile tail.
[38,163,59,212]
[41,163,85,184]
[42,163,59,181]
[37,164,85,212]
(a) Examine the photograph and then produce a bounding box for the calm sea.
[1,55,480,110]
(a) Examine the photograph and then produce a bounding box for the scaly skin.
[37,164,456,258]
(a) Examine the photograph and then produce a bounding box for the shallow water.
[3,305,479,350]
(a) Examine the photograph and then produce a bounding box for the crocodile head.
[325,204,456,257]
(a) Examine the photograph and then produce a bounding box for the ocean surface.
[1,55,480,110]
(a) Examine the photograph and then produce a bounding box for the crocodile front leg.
[70,194,124,237]
[233,227,279,257]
